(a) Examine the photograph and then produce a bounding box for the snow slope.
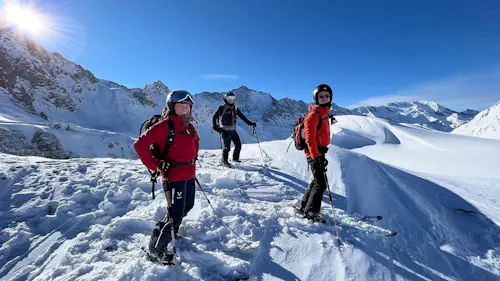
[0,92,138,159]
[452,101,500,140]
[1,115,499,281]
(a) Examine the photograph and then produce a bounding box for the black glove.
[213,126,222,133]
[318,146,329,154]
[309,155,328,172]
[329,114,338,124]
[250,122,257,127]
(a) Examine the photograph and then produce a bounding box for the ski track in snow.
[1,118,500,280]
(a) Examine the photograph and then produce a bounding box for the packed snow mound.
[331,115,400,149]
[1,123,499,280]
[349,116,500,179]
[452,101,500,140]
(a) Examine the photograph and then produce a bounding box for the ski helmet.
[166,90,195,114]
[313,84,333,105]
[225,91,236,101]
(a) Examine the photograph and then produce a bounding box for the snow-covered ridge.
[452,101,500,140]
[350,100,479,132]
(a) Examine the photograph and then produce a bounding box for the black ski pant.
[149,178,195,254]
[300,158,327,215]
[222,130,242,162]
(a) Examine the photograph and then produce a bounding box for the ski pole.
[195,177,256,248]
[323,170,342,247]
[286,138,293,153]
[252,127,266,162]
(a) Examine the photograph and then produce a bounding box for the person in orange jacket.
[298,84,334,220]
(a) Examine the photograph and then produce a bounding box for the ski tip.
[376,215,383,220]
[387,231,398,237]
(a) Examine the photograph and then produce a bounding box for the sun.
[5,4,44,34]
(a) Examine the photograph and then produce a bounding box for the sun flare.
[5,4,44,34]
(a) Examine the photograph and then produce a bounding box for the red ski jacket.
[134,115,200,182]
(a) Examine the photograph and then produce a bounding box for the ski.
[359,215,383,223]
[291,207,395,239]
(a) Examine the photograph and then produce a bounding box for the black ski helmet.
[313,84,333,105]
[166,90,195,114]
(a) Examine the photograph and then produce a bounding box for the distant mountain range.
[0,27,491,159]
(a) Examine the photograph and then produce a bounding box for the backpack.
[139,114,163,136]
[139,113,196,199]
[292,110,322,151]
[217,104,238,127]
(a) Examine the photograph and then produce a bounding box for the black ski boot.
[222,160,232,168]
[304,211,326,224]
[144,248,174,265]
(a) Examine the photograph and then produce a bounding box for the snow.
[452,101,500,140]
[0,93,137,158]
[350,101,478,132]
[1,115,500,280]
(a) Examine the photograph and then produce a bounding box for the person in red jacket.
[298,84,334,220]
[134,90,200,262]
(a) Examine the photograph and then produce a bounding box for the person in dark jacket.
[298,84,334,220]
[134,90,200,263]
[212,91,256,167]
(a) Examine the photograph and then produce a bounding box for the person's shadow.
[259,166,347,210]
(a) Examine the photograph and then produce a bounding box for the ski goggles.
[226,96,236,101]
[170,90,195,104]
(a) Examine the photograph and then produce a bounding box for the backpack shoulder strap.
[163,118,175,156]
[187,123,197,137]
[311,110,323,131]
[316,111,322,131]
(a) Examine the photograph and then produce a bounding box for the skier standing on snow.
[298,84,334,220]
[134,90,200,262]
[212,91,257,167]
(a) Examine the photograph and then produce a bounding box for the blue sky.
[4,0,500,110]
